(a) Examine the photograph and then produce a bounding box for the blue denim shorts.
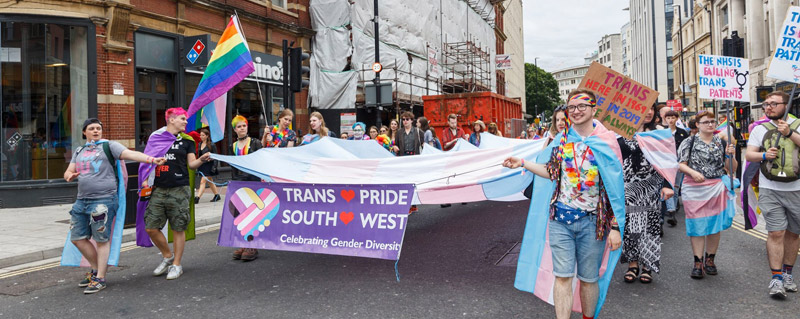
[549,213,606,282]
[69,196,118,242]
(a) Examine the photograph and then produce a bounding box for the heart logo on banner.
[339,211,354,225]
[341,189,355,202]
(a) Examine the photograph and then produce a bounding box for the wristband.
[762,152,767,161]
[786,130,795,138]
[520,158,525,169]
[611,226,620,231]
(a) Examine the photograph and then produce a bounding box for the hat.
[81,118,103,139]
[472,120,486,131]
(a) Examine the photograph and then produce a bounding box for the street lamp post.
[674,4,687,114]
[534,57,539,121]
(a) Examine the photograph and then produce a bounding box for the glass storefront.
[1,19,92,182]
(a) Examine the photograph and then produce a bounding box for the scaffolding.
[356,59,442,113]
[441,36,493,94]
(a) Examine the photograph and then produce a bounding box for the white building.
[621,22,632,77]
[629,0,682,102]
[503,0,525,112]
[551,64,591,103]
[597,33,623,73]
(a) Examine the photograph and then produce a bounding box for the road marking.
[0,225,220,280]
[730,221,800,255]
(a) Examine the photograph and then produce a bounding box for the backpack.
[759,120,800,182]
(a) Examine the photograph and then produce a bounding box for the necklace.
[563,142,599,191]
[271,125,289,147]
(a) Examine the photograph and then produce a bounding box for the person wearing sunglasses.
[392,112,424,156]
[745,91,800,299]
[678,111,736,281]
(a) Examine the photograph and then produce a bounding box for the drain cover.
[495,242,520,267]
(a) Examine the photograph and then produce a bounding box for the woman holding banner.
[619,104,674,284]
[678,111,737,279]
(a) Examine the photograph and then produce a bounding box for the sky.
[522,0,631,72]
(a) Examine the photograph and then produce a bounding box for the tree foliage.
[525,63,561,123]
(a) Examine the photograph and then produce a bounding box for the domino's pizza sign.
[186,39,205,64]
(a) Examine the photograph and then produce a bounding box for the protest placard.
[697,54,750,102]
[218,181,415,260]
[577,62,659,139]
[766,7,800,83]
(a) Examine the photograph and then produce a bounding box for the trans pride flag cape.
[636,129,679,187]
[135,127,197,247]
[514,123,626,318]
[61,141,128,267]
[682,176,738,237]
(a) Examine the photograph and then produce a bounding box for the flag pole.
[232,10,270,129]
[725,100,734,189]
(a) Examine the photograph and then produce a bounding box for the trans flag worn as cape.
[636,129,679,187]
[514,123,626,318]
[135,127,197,247]
[61,141,128,267]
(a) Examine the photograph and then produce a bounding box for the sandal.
[623,267,639,283]
[639,268,653,284]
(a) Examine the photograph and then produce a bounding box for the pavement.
[0,188,230,270]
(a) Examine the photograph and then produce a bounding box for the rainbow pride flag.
[186,93,227,142]
[714,119,728,134]
[187,15,254,120]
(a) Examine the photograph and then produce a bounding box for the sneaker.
[166,265,183,280]
[78,271,96,287]
[83,278,106,294]
[785,273,798,293]
[770,278,787,299]
[210,194,221,202]
[232,247,245,260]
[241,248,258,261]
[153,255,175,276]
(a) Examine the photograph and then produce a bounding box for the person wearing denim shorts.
[503,89,622,319]
[745,91,800,299]
[64,118,165,294]
[142,108,210,280]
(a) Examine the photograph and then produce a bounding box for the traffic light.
[289,47,310,92]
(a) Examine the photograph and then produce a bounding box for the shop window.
[1,21,89,181]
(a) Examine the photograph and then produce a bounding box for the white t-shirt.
[747,117,800,191]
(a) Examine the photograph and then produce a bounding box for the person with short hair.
[441,113,467,151]
[679,111,737,281]
[393,112,424,156]
[503,89,623,319]
[663,110,689,227]
[64,118,166,293]
[228,115,264,261]
[745,91,800,299]
[142,108,211,280]
[348,122,370,140]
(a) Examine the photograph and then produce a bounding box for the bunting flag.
[186,15,254,118]
[61,141,128,267]
[682,176,738,237]
[135,127,197,247]
[636,129,679,187]
[186,93,227,142]
[514,123,626,318]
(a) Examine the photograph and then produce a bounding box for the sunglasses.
[402,118,413,121]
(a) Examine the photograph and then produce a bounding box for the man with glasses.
[392,112,423,156]
[504,89,623,319]
[746,91,800,299]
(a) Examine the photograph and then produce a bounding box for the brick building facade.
[0,0,313,208]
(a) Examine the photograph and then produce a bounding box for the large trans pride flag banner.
[219,181,415,260]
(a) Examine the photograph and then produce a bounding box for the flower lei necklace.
[563,142,599,190]
[271,125,290,147]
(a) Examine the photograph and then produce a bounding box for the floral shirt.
[677,135,726,179]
